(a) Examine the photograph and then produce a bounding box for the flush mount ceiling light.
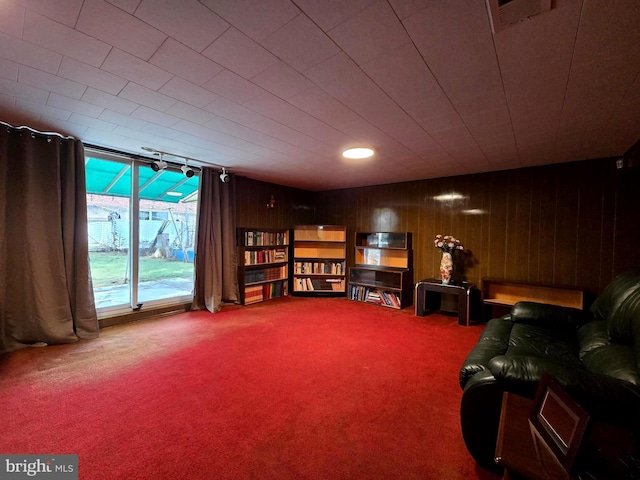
[342,147,374,159]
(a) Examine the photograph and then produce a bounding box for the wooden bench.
[482,278,586,320]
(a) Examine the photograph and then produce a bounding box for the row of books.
[244,266,287,284]
[293,261,345,275]
[294,277,345,291]
[348,285,401,308]
[244,249,287,265]
[244,281,288,304]
[243,230,288,246]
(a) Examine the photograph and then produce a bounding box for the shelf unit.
[237,228,291,305]
[348,232,413,309]
[292,225,346,296]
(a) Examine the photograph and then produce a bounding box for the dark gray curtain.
[191,167,239,312]
[0,123,98,354]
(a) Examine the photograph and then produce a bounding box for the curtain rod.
[2,120,76,140]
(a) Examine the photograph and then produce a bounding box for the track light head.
[151,160,167,172]
[181,164,195,177]
[219,167,230,183]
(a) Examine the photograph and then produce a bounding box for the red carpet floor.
[0,297,500,480]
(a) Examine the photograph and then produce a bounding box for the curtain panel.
[0,123,98,354]
[192,167,239,313]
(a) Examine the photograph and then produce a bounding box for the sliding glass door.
[85,153,199,313]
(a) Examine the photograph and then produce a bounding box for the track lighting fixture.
[181,160,195,178]
[219,167,230,183]
[151,152,167,172]
[151,159,167,172]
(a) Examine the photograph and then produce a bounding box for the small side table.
[414,278,475,326]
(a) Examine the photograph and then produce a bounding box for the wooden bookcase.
[292,225,346,296]
[348,232,413,309]
[237,228,291,305]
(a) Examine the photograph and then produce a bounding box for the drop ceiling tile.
[244,91,349,146]
[294,0,375,31]
[200,0,299,42]
[261,14,340,72]
[0,2,25,38]
[328,0,409,65]
[134,0,229,52]
[287,86,392,144]
[0,32,62,74]
[360,42,462,133]
[23,11,111,67]
[112,125,157,142]
[202,27,279,78]
[203,69,265,104]
[158,77,219,108]
[98,109,148,130]
[305,53,438,155]
[405,2,503,108]
[39,117,88,137]
[16,98,72,121]
[149,38,223,86]
[101,49,173,90]
[8,0,83,27]
[58,57,127,96]
[166,102,216,124]
[204,115,272,143]
[141,122,182,139]
[47,93,105,118]
[387,0,428,20]
[118,82,176,112]
[494,1,580,126]
[204,96,259,123]
[76,0,166,60]
[0,58,19,81]
[68,113,117,132]
[0,77,49,104]
[82,87,139,115]
[104,0,141,14]
[18,65,86,99]
[251,62,314,99]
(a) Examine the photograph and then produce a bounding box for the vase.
[440,252,453,284]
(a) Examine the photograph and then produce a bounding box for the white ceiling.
[1,0,639,191]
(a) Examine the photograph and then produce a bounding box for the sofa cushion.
[459,316,511,388]
[578,320,610,359]
[511,301,592,332]
[581,344,640,386]
[590,268,640,344]
[506,322,582,368]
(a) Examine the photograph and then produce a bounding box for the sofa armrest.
[459,316,511,389]
[511,301,593,331]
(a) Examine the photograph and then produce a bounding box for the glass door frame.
[85,148,198,317]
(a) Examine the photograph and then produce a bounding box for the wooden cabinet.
[348,232,413,309]
[237,228,290,305]
[292,225,346,296]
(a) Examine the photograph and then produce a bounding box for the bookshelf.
[348,232,413,309]
[292,225,346,296]
[237,228,291,305]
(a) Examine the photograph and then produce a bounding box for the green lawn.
[89,251,194,287]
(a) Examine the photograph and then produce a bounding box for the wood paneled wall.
[315,158,640,296]
[235,176,315,230]
[236,158,640,297]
